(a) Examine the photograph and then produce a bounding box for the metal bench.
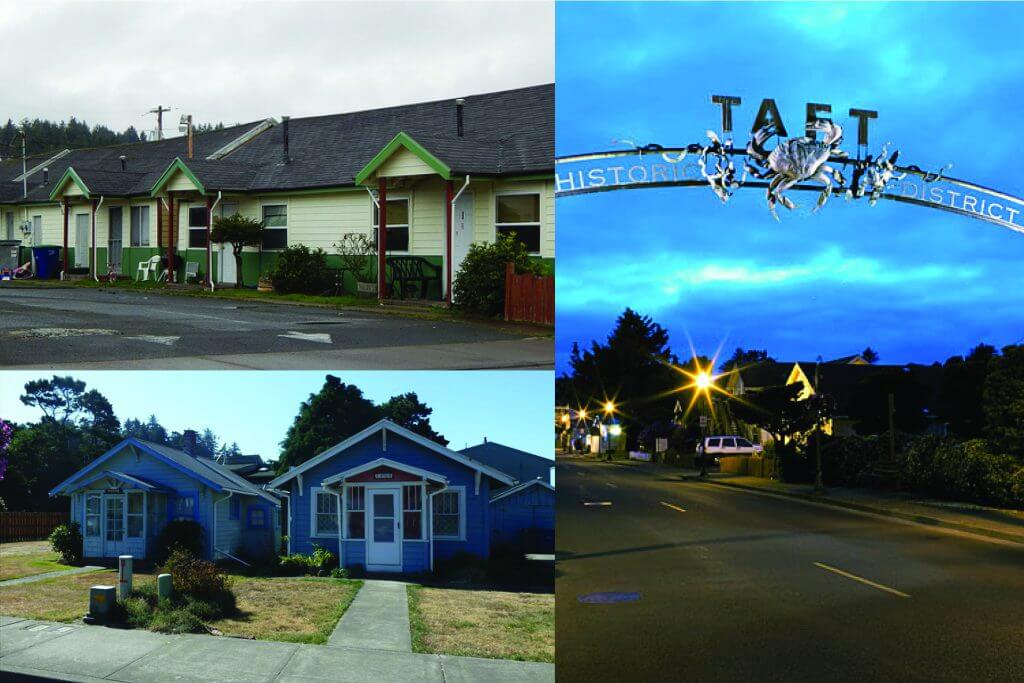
[387,256,441,299]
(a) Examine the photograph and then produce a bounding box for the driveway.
[0,287,552,369]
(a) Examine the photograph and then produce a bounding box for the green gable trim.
[354,131,451,185]
[150,157,207,197]
[48,167,91,201]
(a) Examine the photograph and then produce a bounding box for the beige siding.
[165,170,201,192]
[376,147,436,178]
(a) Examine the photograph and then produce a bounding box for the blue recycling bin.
[32,246,62,280]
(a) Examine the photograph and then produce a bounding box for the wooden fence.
[0,511,69,542]
[504,263,555,325]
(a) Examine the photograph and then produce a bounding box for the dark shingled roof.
[0,84,553,203]
[459,442,552,484]
[734,361,793,390]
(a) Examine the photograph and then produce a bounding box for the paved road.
[556,457,1024,682]
[0,287,552,369]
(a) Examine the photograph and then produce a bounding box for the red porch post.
[156,198,163,262]
[445,179,454,303]
[205,195,213,288]
[166,192,175,283]
[377,178,387,303]
[61,198,69,277]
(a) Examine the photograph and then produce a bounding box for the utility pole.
[147,105,171,140]
[887,393,896,462]
[21,128,27,199]
[814,357,824,493]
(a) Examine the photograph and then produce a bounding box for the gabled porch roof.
[320,457,448,487]
[354,132,452,185]
[71,470,176,494]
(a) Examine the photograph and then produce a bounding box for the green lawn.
[0,541,74,582]
[407,584,554,663]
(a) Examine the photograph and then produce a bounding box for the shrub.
[269,245,333,294]
[901,436,1024,508]
[329,567,348,579]
[334,233,376,285]
[161,548,233,611]
[311,544,338,574]
[150,607,206,634]
[48,522,83,565]
[155,520,203,561]
[452,233,540,317]
[277,544,338,576]
[278,554,311,576]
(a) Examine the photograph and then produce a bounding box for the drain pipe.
[427,483,449,572]
[92,196,104,281]
[208,191,222,292]
[448,175,470,300]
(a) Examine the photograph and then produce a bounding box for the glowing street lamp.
[603,400,616,415]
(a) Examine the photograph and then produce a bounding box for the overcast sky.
[0,0,552,135]
[557,2,1024,372]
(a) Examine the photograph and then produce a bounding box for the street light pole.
[814,356,824,493]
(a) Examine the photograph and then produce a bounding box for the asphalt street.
[0,287,552,369]
[556,457,1024,682]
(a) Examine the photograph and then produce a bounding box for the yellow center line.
[814,562,911,598]
[660,501,687,513]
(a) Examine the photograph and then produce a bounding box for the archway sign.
[556,95,1024,234]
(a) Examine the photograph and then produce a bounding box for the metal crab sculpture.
[745,120,848,220]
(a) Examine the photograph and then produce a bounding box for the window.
[126,493,143,538]
[403,486,423,540]
[261,204,287,250]
[85,494,100,537]
[188,206,209,248]
[346,486,365,539]
[372,198,410,252]
[432,489,462,539]
[230,496,240,521]
[707,438,720,448]
[314,489,338,536]
[130,205,150,247]
[4,212,12,240]
[106,497,124,541]
[737,438,753,448]
[173,494,195,521]
[31,215,42,246]
[248,506,266,529]
[495,193,541,254]
[723,438,736,448]
[220,201,239,219]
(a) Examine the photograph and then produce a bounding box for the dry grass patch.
[408,585,554,663]
[0,541,74,581]
[207,577,361,644]
[0,569,149,622]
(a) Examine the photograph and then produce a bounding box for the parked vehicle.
[696,436,763,460]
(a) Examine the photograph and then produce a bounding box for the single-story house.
[48,430,280,562]
[267,419,554,573]
[0,84,554,301]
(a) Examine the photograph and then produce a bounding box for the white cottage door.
[108,207,123,274]
[102,495,127,557]
[366,489,400,569]
[451,193,474,290]
[75,214,90,267]
[218,202,238,285]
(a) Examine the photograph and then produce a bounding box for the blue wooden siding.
[491,486,555,551]
[287,431,496,571]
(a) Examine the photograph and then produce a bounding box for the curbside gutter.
[704,479,1024,547]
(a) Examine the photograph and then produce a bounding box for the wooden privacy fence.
[0,511,69,542]
[504,262,554,325]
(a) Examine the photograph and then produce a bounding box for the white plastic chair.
[136,255,161,282]
[184,261,200,283]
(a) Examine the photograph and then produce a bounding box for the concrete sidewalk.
[0,565,104,588]
[0,616,554,683]
[327,580,411,651]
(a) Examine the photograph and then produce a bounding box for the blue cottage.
[49,431,280,562]
[268,420,530,574]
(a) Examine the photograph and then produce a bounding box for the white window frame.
[345,485,366,540]
[126,491,144,539]
[84,493,101,538]
[371,195,411,254]
[31,215,42,247]
[4,211,13,240]
[310,487,339,538]
[187,204,209,249]
[494,191,541,256]
[130,204,150,247]
[260,202,288,251]
[402,484,425,541]
[431,485,466,541]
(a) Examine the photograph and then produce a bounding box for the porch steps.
[327,580,412,652]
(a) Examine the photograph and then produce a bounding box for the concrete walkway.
[0,565,104,587]
[0,616,554,682]
[327,580,411,651]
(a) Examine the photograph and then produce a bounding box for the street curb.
[704,479,1024,546]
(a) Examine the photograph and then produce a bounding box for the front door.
[218,202,238,285]
[108,207,123,274]
[102,494,126,557]
[366,489,401,569]
[451,193,474,297]
[75,214,90,267]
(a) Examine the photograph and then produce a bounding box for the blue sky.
[556,2,1024,372]
[0,371,553,461]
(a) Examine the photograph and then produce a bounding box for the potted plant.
[257,274,274,292]
[334,232,377,296]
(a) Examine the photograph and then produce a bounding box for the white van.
[696,436,763,458]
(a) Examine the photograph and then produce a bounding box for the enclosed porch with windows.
[70,471,175,560]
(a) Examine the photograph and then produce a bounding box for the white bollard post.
[118,555,133,600]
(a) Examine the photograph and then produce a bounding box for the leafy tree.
[982,344,1024,457]
[210,214,263,287]
[938,344,996,438]
[720,348,773,372]
[452,233,540,316]
[848,368,929,435]
[729,383,816,477]
[861,347,880,364]
[379,392,448,445]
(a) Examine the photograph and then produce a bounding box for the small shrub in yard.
[150,607,207,634]
[452,233,541,317]
[269,245,333,294]
[278,554,312,576]
[48,522,83,565]
[161,548,234,611]
[155,520,203,561]
[277,544,338,576]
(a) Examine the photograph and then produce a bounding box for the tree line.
[0,374,447,512]
[0,117,228,159]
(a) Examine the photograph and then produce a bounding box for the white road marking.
[660,501,687,513]
[584,501,612,507]
[125,335,179,346]
[814,562,911,598]
[279,331,332,344]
